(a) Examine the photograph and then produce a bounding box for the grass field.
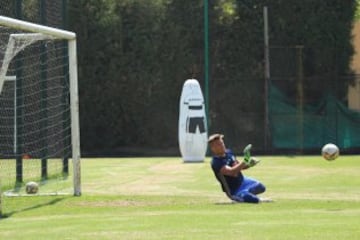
[1,155,360,239]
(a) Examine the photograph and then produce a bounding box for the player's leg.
[236,191,260,203]
[249,181,266,195]
[233,177,262,203]
[241,176,266,195]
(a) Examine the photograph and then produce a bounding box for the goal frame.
[0,16,81,197]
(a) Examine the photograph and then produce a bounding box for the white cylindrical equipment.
[178,79,208,162]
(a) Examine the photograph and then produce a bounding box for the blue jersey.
[211,149,244,195]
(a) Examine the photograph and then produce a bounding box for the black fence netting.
[1,0,359,155]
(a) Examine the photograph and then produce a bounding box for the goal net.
[0,16,81,217]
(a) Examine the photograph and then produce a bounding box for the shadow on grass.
[10,174,70,194]
[215,201,237,205]
[0,197,65,219]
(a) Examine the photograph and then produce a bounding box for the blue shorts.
[233,177,266,203]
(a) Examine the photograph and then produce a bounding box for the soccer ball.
[25,181,39,194]
[321,143,339,161]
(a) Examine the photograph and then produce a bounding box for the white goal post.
[0,15,81,198]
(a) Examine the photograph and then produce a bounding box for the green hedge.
[68,0,357,155]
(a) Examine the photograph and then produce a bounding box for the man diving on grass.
[208,133,272,203]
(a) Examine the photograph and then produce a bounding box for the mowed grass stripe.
[0,156,359,240]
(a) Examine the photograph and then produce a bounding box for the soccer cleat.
[259,197,274,203]
[231,196,245,203]
[243,144,252,163]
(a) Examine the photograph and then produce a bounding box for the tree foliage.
[67,0,358,155]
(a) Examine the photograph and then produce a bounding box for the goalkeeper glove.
[246,157,261,167]
[243,144,252,164]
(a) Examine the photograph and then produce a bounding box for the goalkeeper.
[208,133,269,203]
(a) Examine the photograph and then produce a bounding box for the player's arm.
[220,161,248,177]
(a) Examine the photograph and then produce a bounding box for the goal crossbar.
[0,16,75,40]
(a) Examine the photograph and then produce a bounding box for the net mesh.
[0,26,73,198]
[269,46,360,151]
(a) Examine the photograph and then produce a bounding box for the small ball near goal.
[321,143,339,161]
[25,181,39,194]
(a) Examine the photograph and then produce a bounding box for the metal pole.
[263,6,270,150]
[69,39,81,196]
[204,0,210,132]
[62,0,69,174]
[0,16,76,40]
[40,0,48,179]
[296,45,304,153]
[15,0,23,183]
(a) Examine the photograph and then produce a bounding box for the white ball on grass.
[25,181,39,194]
[321,143,339,161]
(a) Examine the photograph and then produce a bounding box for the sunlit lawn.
[1,155,359,239]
